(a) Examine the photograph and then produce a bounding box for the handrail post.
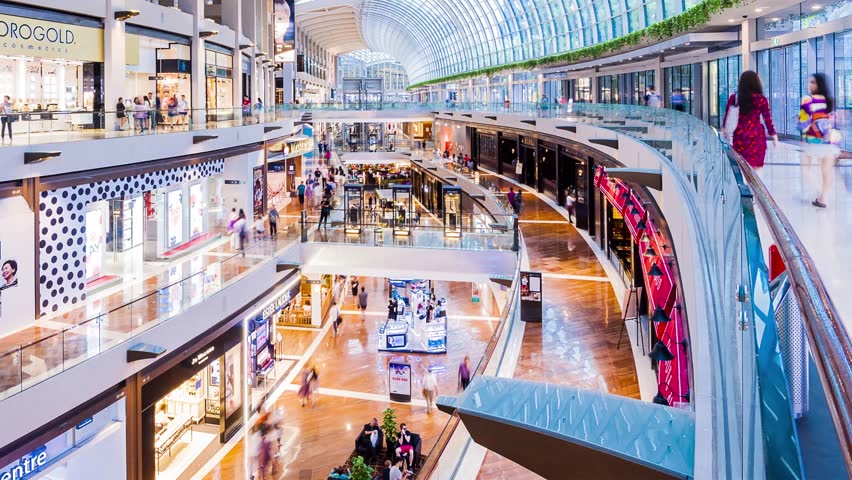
[512,214,519,252]
[300,210,307,243]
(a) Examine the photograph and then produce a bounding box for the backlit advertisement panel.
[273,0,295,62]
[167,190,183,247]
[190,184,204,237]
[85,209,105,281]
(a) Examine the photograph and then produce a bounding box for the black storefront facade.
[136,321,244,480]
[470,124,604,232]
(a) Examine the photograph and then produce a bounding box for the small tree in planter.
[350,455,375,480]
[382,407,399,445]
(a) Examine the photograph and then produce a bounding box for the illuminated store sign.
[0,447,48,480]
[0,14,104,62]
[189,345,215,367]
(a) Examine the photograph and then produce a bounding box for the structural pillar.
[104,0,127,129]
[180,0,208,124]
[222,0,244,106]
[741,19,757,72]
[305,273,323,326]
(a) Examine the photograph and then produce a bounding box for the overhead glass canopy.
[299,0,704,85]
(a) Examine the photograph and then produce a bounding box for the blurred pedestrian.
[422,367,438,414]
[799,72,841,208]
[723,70,778,169]
[458,355,471,390]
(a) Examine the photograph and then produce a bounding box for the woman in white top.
[1,95,13,143]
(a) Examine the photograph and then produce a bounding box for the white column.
[652,57,662,95]
[183,0,207,124]
[104,0,127,129]
[741,19,757,72]
[305,275,323,326]
[222,0,243,107]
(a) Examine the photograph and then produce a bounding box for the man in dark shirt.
[357,418,382,459]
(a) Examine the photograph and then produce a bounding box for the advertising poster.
[273,0,295,61]
[189,184,204,238]
[167,190,183,247]
[252,166,264,219]
[85,209,105,281]
[224,345,242,417]
[203,263,222,296]
[388,360,412,402]
[0,243,20,325]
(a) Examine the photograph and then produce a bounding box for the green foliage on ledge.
[406,0,740,91]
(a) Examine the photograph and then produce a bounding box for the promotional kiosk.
[378,279,448,354]
[344,184,364,234]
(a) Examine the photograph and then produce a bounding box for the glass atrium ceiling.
[298,0,705,84]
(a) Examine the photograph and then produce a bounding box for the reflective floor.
[759,144,852,333]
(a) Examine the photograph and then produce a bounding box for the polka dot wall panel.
[38,159,225,315]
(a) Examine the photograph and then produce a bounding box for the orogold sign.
[0,13,104,62]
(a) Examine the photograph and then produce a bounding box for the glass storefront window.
[835,29,852,151]
[0,57,84,111]
[205,50,234,112]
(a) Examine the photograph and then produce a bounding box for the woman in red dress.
[723,70,779,168]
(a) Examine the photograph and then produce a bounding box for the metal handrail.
[726,144,852,475]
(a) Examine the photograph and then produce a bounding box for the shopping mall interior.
[0,0,850,479]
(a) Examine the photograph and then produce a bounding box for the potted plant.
[382,407,399,446]
[349,455,375,480]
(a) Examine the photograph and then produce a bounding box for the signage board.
[519,271,543,322]
[0,13,104,62]
[388,360,411,402]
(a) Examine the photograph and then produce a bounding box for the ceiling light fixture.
[754,7,764,12]
[771,17,781,21]
[812,4,822,10]
[114,10,140,21]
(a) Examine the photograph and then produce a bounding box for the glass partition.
[343,184,364,234]
[443,186,462,238]
[392,184,413,236]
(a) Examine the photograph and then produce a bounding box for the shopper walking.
[458,355,472,390]
[799,72,841,208]
[319,196,331,228]
[133,97,148,133]
[268,206,279,237]
[294,181,304,208]
[1,96,14,144]
[143,94,153,130]
[507,187,516,212]
[351,278,360,298]
[671,89,687,112]
[645,86,661,108]
[422,367,438,414]
[228,208,239,249]
[116,97,127,130]
[723,70,778,169]
[358,286,368,313]
[167,95,178,126]
[234,209,248,256]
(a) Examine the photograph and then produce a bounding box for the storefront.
[0,8,109,128]
[245,273,302,412]
[0,390,127,480]
[267,135,313,205]
[205,45,234,115]
[140,323,243,480]
[124,28,192,114]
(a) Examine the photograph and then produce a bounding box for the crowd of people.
[115,92,190,132]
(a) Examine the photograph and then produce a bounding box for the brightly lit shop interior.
[379,279,447,354]
[344,155,411,187]
[205,46,234,116]
[0,400,127,480]
[145,326,242,480]
[125,36,192,112]
[334,122,412,152]
[86,174,225,293]
[266,135,313,204]
[245,275,302,411]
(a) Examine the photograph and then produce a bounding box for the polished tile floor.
[474,174,639,480]
[759,146,851,334]
[200,277,501,480]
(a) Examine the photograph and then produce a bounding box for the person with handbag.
[798,73,841,208]
[1,95,13,144]
[722,71,778,169]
